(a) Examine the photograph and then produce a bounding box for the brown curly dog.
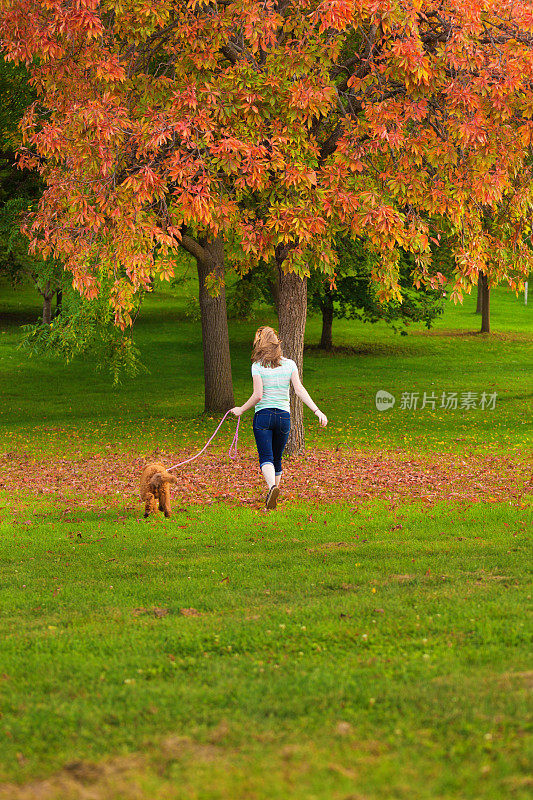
[140,462,177,518]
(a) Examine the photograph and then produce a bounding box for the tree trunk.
[42,281,52,324]
[269,263,280,315]
[277,266,307,456]
[54,289,63,318]
[195,237,235,413]
[475,272,482,314]
[480,272,490,333]
[319,290,334,350]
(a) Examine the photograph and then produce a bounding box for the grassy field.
[0,499,531,798]
[0,278,531,798]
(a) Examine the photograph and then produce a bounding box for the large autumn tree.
[0,1,532,449]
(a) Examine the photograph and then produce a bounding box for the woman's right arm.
[290,369,328,427]
[230,375,263,416]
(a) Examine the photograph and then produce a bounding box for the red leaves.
[95,55,126,83]
[36,123,64,156]
[311,0,357,34]
[288,80,335,120]
[0,449,529,511]
[133,607,169,618]
[389,38,431,87]
[241,1,282,53]
[122,168,167,203]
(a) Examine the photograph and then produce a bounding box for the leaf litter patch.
[0,448,530,511]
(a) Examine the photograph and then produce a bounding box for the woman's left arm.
[291,369,328,426]
[230,375,263,416]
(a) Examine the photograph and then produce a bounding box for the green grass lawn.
[0,278,531,798]
[0,499,531,799]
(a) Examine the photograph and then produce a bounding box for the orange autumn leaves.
[0,448,529,510]
[0,0,532,326]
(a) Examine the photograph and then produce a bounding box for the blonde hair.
[251,326,283,368]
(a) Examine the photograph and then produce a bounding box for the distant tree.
[475,268,490,333]
[0,195,66,322]
[230,241,445,346]
[226,265,276,321]
[310,238,445,349]
[20,282,144,383]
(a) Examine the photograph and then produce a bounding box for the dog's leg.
[161,484,171,518]
[144,492,155,518]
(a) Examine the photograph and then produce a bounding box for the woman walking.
[230,326,327,509]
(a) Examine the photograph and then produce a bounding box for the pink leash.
[167,409,240,472]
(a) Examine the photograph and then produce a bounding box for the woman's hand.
[315,409,328,427]
[230,406,243,417]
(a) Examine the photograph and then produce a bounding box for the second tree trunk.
[480,272,490,333]
[277,268,307,456]
[319,289,334,350]
[41,280,53,325]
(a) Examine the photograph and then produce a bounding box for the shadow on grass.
[304,342,405,357]
[0,310,41,327]
[410,328,532,340]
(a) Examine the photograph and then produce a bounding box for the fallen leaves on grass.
[0,448,530,512]
[335,721,353,737]
[0,735,227,800]
[0,753,144,799]
[328,762,358,780]
[132,607,169,619]
[307,542,357,553]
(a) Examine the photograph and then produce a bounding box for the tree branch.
[181,233,207,264]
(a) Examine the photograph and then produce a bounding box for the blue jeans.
[253,407,291,475]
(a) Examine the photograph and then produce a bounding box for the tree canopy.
[0,0,531,327]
